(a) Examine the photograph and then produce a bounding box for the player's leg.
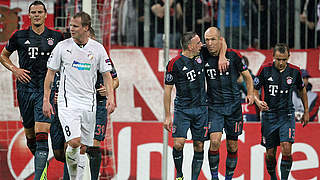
[190,106,207,180]
[207,106,224,180]
[279,112,295,180]
[59,107,82,179]
[77,109,96,179]
[261,112,279,180]
[172,108,191,179]
[224,107,243,180]
[17,91,37,155]
[87,102,107,180]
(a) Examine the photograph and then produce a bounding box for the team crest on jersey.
[286,76,293,85]
[47,38,54,46]
[254,77,259,85]
[195,56,202,63]
[166,73,173,82]
[88,52,94,60]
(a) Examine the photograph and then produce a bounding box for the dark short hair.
[180,32,197,51]
[29,1,47,13]
[73,12,91,28]
[273,43,290,56]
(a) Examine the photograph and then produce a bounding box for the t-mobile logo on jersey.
[206,68,217,79]
[186,70,196,82]
[28,47,38,59]
[269,85,278,96]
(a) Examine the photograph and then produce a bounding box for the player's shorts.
[94,100,108,141]
[58,106,96,146]
[172,106,208,141]
[261,110,295,149]
[17,91,52,128]
[50,105,66,150]
[208,104,243,139]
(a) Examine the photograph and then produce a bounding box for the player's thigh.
[190,106,208,141]
[172,108,192,139]
[58,107,82,143]
[208,106,224,133]
[81,110,96,146]
[94,104,107,142]
[50,114,66,151]
[261,112,280,149]
[34,91,52,124]
[17,91,35,128]
[279,112,295,144]
[224,107,243,137]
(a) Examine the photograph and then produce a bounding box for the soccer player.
[164,32,207,180]
[86,27,119,180]
[0,1,63,179]
[42,12,115,179]
[203,27,254,180]
[253,43,309,180]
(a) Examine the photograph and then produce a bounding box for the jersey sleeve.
[234,52,248,72]
[295,69,304,90]
[254,67,265,90]
[164,60,177,85]
[5,31,18,52]
[47,42,62,71]
[98,45,112,73]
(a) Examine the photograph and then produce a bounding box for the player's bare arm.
[102,72,115,114]
[254,89,269,111]
[298,86,309,127]
[97,77,119,96]
[242,70,254,105]
[43,69,57,118]
[0,48,31,83]
[163,84,173,132]
[218,37,229,72]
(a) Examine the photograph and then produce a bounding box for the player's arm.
[241,70,254,105]
[298,87,309,127]
[218,37,229,72]
[253,72,269,111]
[164,84,173,132]
[0,48,31,83]
[112,77,119,89]
[102,72,115,114]
[97,76,119,96]
[43,69,57,118]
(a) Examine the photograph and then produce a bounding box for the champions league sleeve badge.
[254,77,259,86]
[165,73,173,82]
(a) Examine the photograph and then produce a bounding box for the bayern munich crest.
[47,38,54,46]
[286,76,293,85]
[195,56,202,63]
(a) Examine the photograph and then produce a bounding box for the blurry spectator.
[195,0,218,35]
[300,0,319,49]
[293,69,320,122]
[119,0,138,46]
[217,0,248,49]
[151,0,183,49]
[317,1,320,32]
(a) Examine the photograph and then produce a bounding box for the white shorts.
[58,107,96,146]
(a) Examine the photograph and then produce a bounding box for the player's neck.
[182,50,197,59]
[31,24,45,35]
[73,36,89,45]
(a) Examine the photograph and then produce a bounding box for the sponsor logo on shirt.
[72,61,91,71]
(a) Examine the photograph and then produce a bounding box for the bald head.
[204,27,221,56]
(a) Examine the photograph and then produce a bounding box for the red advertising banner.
[1,122,320,179]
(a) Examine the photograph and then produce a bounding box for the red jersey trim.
[168,55,181,72]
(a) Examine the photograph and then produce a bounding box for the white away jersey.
[47,38,112,110]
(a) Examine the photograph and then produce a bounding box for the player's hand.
[218,57,230,73]
[42,101,54,119]
[54,92,58,104]
[256,100,269,111]
[163,116,173,132]
[301,111,309,127]
[12,67,31,83]
[106,98,115,114]
[245,94,254,105]
[97,84,107,96]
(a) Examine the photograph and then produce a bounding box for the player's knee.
[226,140,238,152]
[53,150,66,162]
[210,139,221,150]
[193,141,204,152]
[173,142,185,151]
[281,142,292,156]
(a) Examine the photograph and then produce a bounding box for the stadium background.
[0,0,320,179]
